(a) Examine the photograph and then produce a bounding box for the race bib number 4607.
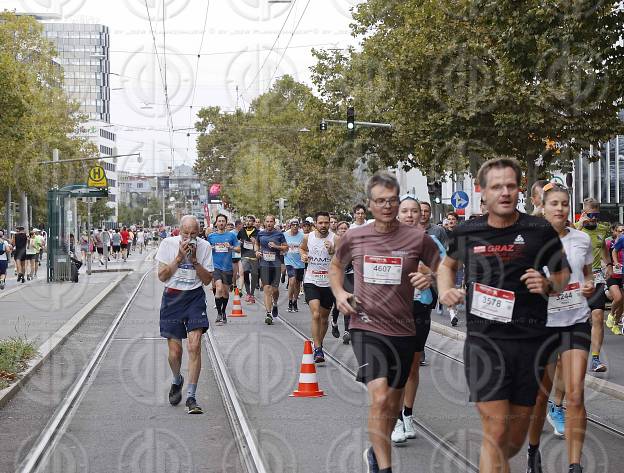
[471,283,515,323]
[363,255,403,285]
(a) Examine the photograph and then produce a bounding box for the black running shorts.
[260,265,281,288]
[463,334,548,406]
[304,283,335,310]
[541,321,592,365]
[351,329,417,389]
[588,283,607,311]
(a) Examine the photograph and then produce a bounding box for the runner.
[238,215,259,303]
[391,195,446,444]
[526,182,593,473]
[0,231,12,289]
[437,158,570,473]
[230,219,243,294]
[11,226,27,283]
[25,231,37,280]
[300,212,337,363]
[136,228,145,254]
[329,214,338,233]
[574,197,611,372]
[330,221,353,344]
[33,228,45,276]
[608,223,624,334]
[350,204,368,228]
[157,215,213,414]
[419,201,448,248]
[530,179,549,216]
[255,215,287,325]
[330,172,440,473]
[120,226,130,262]
[284,219,304,312]
[94,228,104,265]
[111,229,121,261]
[207,214,240,324]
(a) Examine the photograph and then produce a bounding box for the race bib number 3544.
[363,255,403,285]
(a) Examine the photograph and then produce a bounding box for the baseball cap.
[305,217,314,223]
[289,218,299,224]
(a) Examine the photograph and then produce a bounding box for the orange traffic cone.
[229,288,246,317]
[291,340,326,397]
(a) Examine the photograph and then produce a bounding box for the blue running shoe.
[363,447,379,473]
[313,346,325,363]
[547,401,565,437]
[590,356,607,373]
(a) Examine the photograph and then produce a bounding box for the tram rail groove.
[17,268,153,473]
[423,344,624,440]
[204,330,267,473]
[278,316,480,473]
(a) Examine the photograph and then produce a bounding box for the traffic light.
[319,121,327,131]
[346,107,355,132]
[427,181,442,196]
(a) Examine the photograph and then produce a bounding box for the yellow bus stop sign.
[87,165,108,188]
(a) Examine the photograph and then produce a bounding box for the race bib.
[174,264,197,287]
[310,270,328,284]
[614,264,623,275]
[263,252,276,262]
[363,255,403,285]
[215,243,228,253]
[471,283,515,323]
[548,282,584,314]
[593,269,606,285]
[288,245,299,253]
[243,240,254,250]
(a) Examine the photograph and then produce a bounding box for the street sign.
[451,191,469,209]
[87,165,107,188]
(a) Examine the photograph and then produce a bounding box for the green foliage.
[77,199,114,228]
[311,0,624,187]
[194,76,361,218]
[0,12,98,220]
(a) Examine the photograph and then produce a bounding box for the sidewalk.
[431,304,624,399]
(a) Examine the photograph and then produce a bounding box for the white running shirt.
[156,236,214,291]
[303,232,334,287]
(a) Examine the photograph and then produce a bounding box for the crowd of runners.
[3,156,614,472]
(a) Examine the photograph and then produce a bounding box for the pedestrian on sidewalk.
[11,226,27,283]
[0,230,12,289]
[156,215,213,414]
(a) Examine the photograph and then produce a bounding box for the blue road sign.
[451,191,469,209]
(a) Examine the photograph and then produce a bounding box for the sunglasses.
[400,193,419,203]
[586,212,600,219]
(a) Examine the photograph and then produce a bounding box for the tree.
[77,199,114,229]
[0,12,97,220]
[311,0,624,198]
[194,76,361,218]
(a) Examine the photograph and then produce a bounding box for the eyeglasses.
[371,197,400,208]
[586,212,600,219]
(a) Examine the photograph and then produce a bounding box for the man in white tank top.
[300,211,338,363]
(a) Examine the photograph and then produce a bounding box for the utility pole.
[86,198,93,275]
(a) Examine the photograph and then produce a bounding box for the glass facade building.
[42,23,110,123]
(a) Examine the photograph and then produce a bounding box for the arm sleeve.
[420,234,441,269]
[539,225,570,274]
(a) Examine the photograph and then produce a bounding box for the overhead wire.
[267,0,312,91]
[244,0,298,93]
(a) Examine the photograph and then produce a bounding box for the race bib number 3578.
[363,255,403,285]
[471,283,515,323]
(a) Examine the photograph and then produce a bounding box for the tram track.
[276,315,481,473]
[423,343,624,441]
[16,268,153,473]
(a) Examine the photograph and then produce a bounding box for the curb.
[0,272,130,408]
[429,321,624,401]
[90,268,134,273]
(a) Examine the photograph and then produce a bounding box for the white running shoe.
[391,418,407,444]
[402,414,417,439]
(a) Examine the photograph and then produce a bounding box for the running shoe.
[606,312,615,328]
[0,281,4,290]
[363,447,379,473]
[222,316,227,325]
[292,300,298,312]
[391,418,407,443]
[168,375,184,406]
[186,397,203,414]
[568,464,583,473]
[450,308,458,326]
[272,305,278,318]
[342,331,351,344]
[590,357,607,372]
[215,314,223,325]
[288,301,293,313]
[331,322,340,338]
[402,413,417,439]
[546,401,565,437]
[313,346,325,363]
[265,313,273,325]
[249,295,256,304]
[526,448,543,473]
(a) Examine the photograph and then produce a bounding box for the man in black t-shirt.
[237,215,259,303]
[437,158,570,473]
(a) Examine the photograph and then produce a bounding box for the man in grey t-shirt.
[419,201,448,248]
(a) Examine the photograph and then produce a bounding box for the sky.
[4,0,360,174]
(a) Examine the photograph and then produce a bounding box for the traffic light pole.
[321,119,393,129]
